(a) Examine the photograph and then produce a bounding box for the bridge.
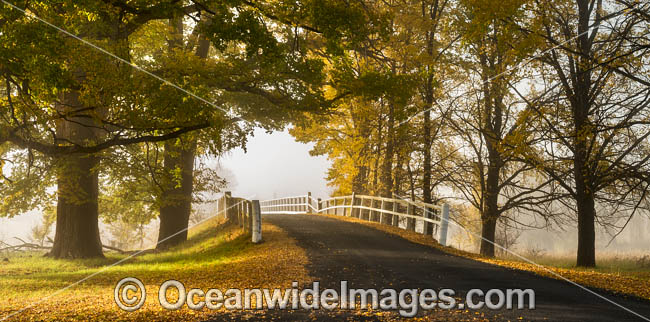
[212,192,650,322]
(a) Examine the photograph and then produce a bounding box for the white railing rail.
[260,192,450,246]
[259,193,315,214]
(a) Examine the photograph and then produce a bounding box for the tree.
[1,0,211,258]
[528,0,650,266]
[1,0,379,258]
[156,16,210,249]
[442,0,563,257]
[407,0,455,234]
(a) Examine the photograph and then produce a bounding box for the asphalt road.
[206,214,650,321]
[267,214,650,321]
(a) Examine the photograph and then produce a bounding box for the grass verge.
[0,218,310,322]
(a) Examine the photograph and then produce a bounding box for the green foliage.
[0,0,382,225]
[30,207,56,246]
[0,149,55,218]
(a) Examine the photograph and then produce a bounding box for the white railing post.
[439,203,450,246]
[252,200,262,243]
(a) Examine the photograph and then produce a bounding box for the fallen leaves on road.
[320,214,650,301]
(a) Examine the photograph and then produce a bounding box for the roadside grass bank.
[0,218,310,322]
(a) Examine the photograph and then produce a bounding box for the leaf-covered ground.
[4,213,644,321]
[319,214,650,301]
[0,218,310,321]
[0,216,496,322]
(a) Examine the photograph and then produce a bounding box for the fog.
[0,129,333,244]
[216,128,333,200]
[515,215,650,255]
[446,213,650,256]
[1,129,648,257]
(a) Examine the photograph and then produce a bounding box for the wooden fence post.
[224,191,233,223]
[218,196,223,218]
[439,203,450,246]
[251,200,262,243]
[246,201,252,232]
[317,198,322,213]
[238,200,243,227]
[350,193,357,218]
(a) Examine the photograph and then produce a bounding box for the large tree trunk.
[576,188,596,267]
[48,18,128,258]
[370,114,382,222]
[422,96,434,235]
[476,39,506,257]
[352,164,368,194]
[393,152,404,198]
[157,139,197,249]
[49,89,104,259]
[572,93,596,267]
[480,215,498,257]
[572,0,597,268]
[50,155,103,258]
[480,153,501,257]
[380,100,395,224]
[421,1,439,236]
[156,19,208,249]
[351,109,370,195]
[572,80,596,267]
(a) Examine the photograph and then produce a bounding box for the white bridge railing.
[260,192,450,246]
[259,195,311,214]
